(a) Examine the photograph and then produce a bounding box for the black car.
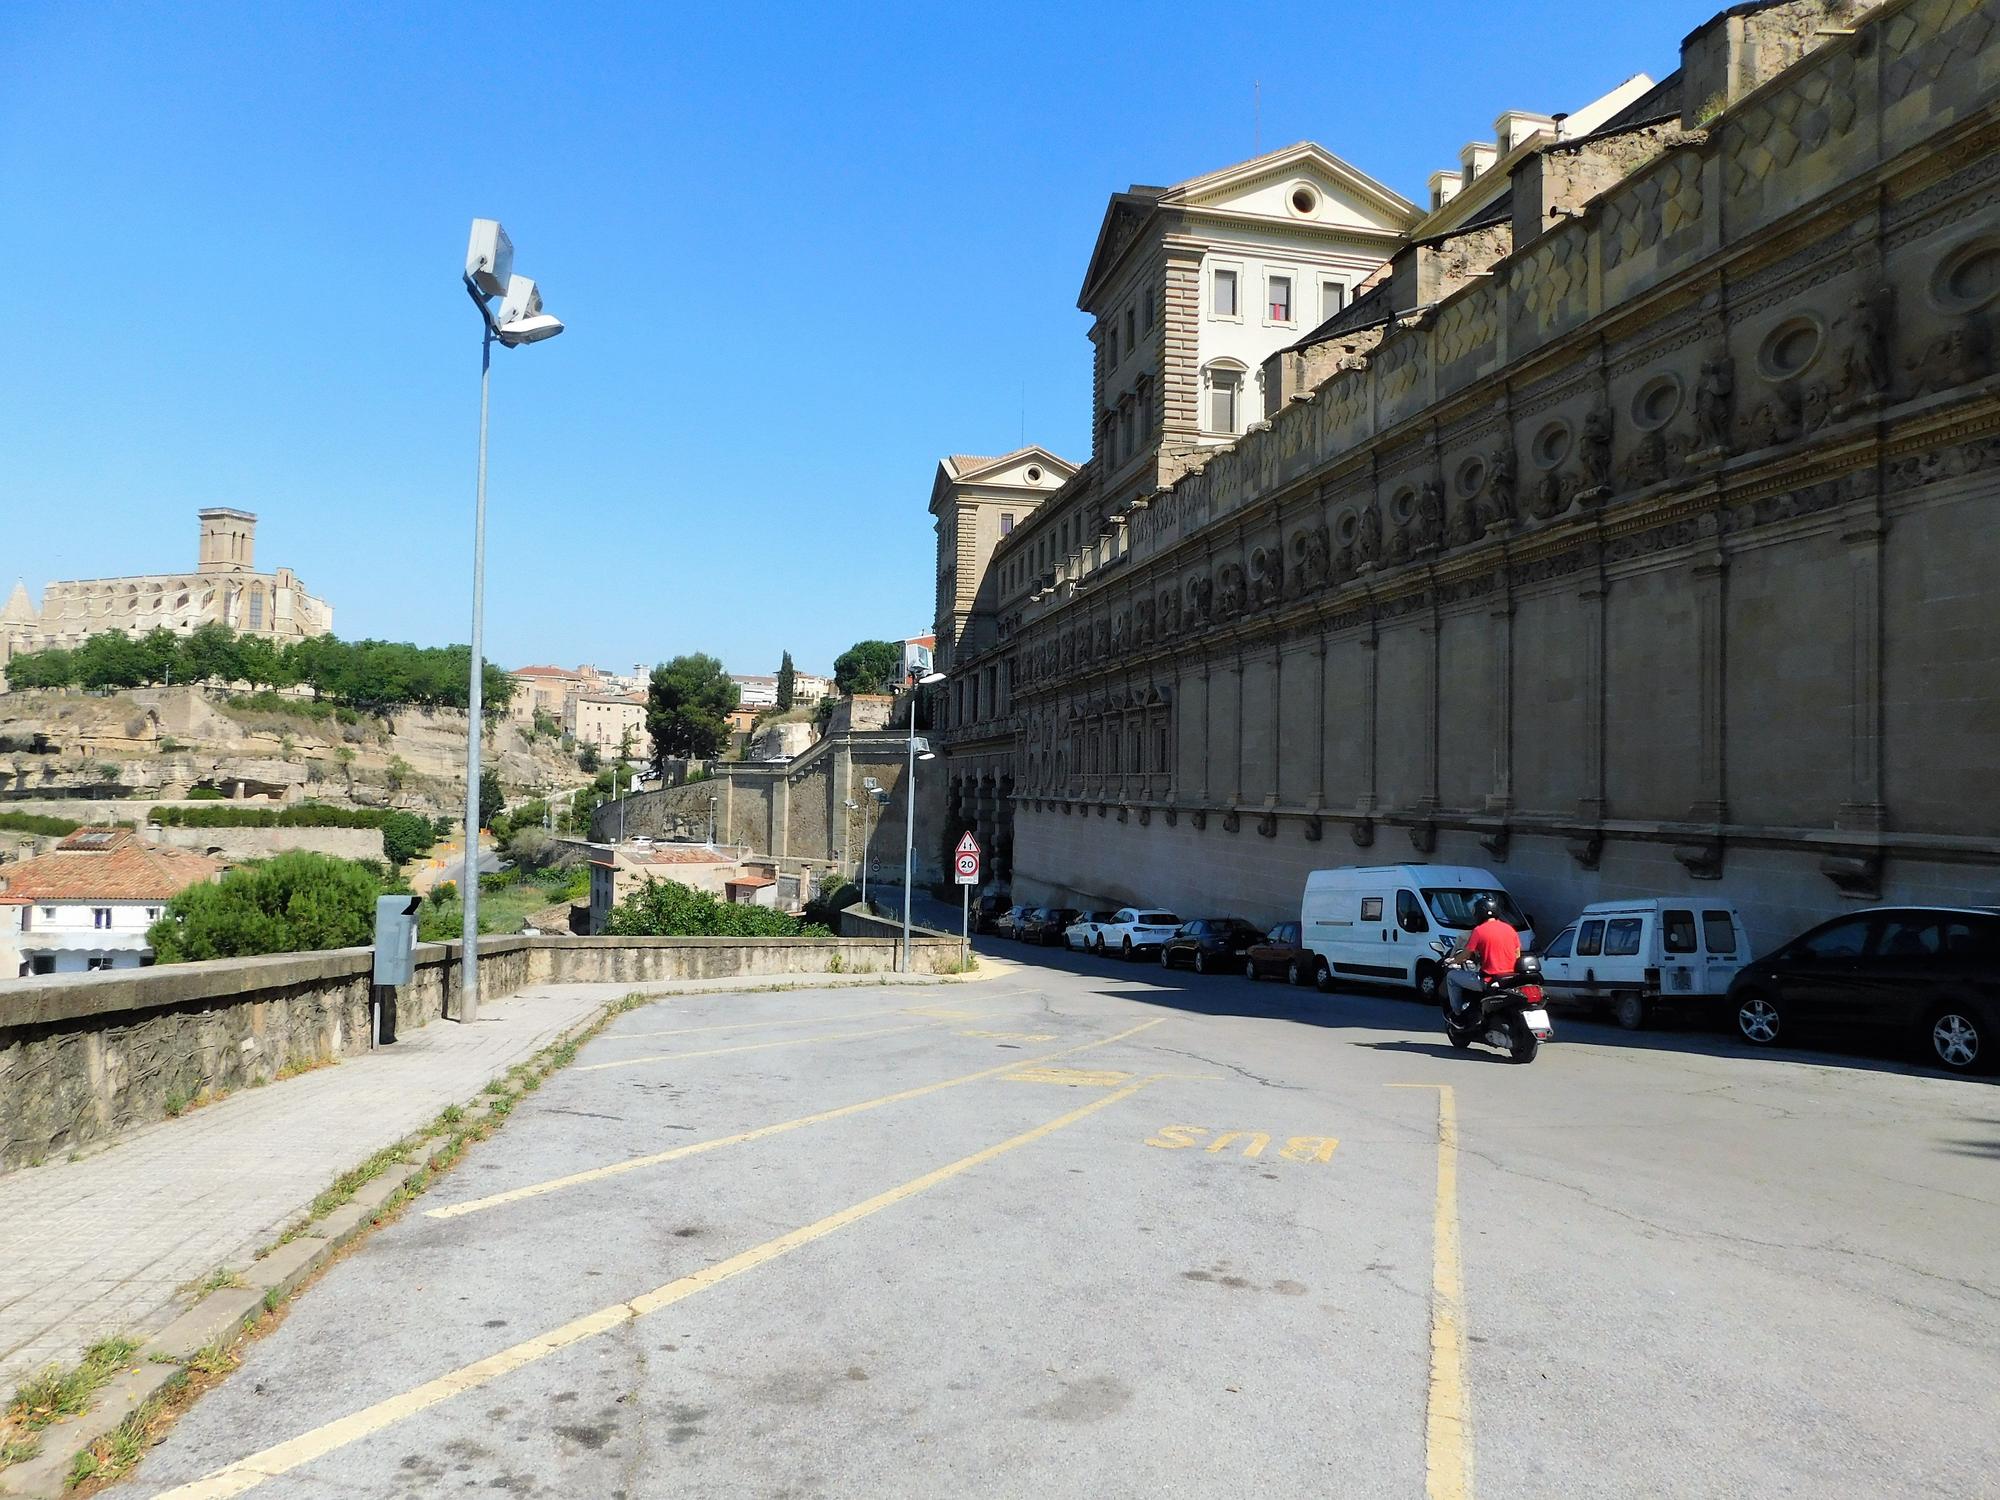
[969,893,1010,935]
[994,905,1037,940]
[1727,906,1999,1073]
[1022,907,1081,946]
[1160,918,1263,975]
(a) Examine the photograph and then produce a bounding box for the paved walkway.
[0,987,609,1391]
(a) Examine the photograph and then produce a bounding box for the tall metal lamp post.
[901,671,946,970]
[457,218,564,1023]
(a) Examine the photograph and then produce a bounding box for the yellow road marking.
[1390,1083,1471,1500]
[158,1078,1163,1499]
[572,1021,937,1073]
[427,1017,1169,1220]
[958,1028,1058,1042]
[1004,1067,1132,1087]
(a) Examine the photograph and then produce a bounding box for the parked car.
[1021,907,1081,946]
[1161,918,1262,974]
[1300,864,1534,1002]
[1245,921,1311,984]
[994,905,1036,940]
[1726,906,1999,1073]
[969,893,1010,935]
[1096,908,1183,959]
[1537,900,1751,1029]
[1064,911,1120,951]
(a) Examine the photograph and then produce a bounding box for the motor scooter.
[1433,937,1554,1063]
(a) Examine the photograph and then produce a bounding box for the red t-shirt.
[1464,918,1521,978]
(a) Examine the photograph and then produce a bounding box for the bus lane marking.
[426,1017,1169,1221]
[158,1075,1169,1500]
[1144,1125,1340,1162]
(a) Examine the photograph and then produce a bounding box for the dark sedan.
[1245,920,1311,985]
[969,894,1010,935]
[1160,918,1263,975]
[994,905,1036,940]
[1021,907,1081,946]
[1727,905,1999,1073]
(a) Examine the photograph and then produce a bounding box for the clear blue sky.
[3,0,1695,678]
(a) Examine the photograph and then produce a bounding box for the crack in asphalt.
[1144,1044,1307,1091]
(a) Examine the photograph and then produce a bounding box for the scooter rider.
[1451,893,1521,1016]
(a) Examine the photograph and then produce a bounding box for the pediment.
[1169,142,1419,235]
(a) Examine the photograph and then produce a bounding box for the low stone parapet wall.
[151,825,386,863]
[0,933,962,1172]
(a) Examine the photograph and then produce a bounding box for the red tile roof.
[726,875,776,889]
[0,830,220,903]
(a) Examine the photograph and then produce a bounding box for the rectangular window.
[1268,274,1292,322]
[1209,371,1241,434]
[1106,327,1118,367]
[93,908,112,930]
[1213,267,1237,317]
[1360,896,1384,922]
[1602,918,1643,958]
[1575,919,1605,957]
[1322,279,1345,319]
[1123,307,1135,352]
[1144,287,1157,330]
[1122,405,1136,456]
[1000,513,1014,536]
[1701,912,1739,955]
[1663,910,1698,954]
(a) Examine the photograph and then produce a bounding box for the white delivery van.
[1536,899,1751,1030]
[1300,864,1534,1002]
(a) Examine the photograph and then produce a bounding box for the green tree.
[576,742,600,773]
[177,621,243,686]
[604,876,827,938]
[146,852,383,963]
[478,767,504,830]
[776,651,796,711]
[832,640,902,696]
[645,654,739,774]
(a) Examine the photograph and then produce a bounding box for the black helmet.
[1470,893,1499,923]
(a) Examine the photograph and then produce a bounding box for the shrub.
[0,812,81,837]
[604,877,828,939]
[185,786,226,800]
[146,852,386,963]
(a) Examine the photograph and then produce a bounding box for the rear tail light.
[1521,985,1544,1004]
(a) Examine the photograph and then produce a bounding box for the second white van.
[1537,899,1751,1029]
[1301,864,1535,1002]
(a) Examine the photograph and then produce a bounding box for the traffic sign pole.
[961,883,969,969]
[952,831,981,971]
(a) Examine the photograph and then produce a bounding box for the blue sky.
[3,0,1695,678]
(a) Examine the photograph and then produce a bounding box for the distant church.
[2,509,333,686]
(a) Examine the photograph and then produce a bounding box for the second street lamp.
[456,218,564,1024]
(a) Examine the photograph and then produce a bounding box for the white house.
[0,829,220,978]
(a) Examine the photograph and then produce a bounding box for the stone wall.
[998,0,2000,950]
[151,825,385,863]
[0,932,966,1172]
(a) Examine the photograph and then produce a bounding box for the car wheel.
[1091,936,1104,956]
[1613,992,1647,1031]
[1121,938,1133,961]
[1194,951,1208,975]
[1314,958,1332,993]
[1415,961,1443,1005]
[1245,960,1259,982]
[1928,1006,1987,1073]
[1287,959,1304,987]
[1737,991,1781,1046]
[1159,949,1171,968]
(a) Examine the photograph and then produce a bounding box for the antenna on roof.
[1254,80,1261,155]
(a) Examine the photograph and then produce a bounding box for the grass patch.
[181,1266,244,1298]
[7,1337,140,1432]
[275,1054,336,1082]
[307,1143,409,1220]
[65,1370,190,1495]
[0,1435,39,1466]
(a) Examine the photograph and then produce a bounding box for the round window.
[1757,316,1824,380]
[1026,466,1043,482]
[1630,374,1683,432]
[1931,237,2000,314]
[1455,456,1488,497]
[1389,487,1417,524]
[1290,185,1319,216]
[1335,509,1360,546]
[1532,421,1572,470]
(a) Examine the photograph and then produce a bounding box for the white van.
[1537,899,1751,1030]
[1301,864,1534,1003]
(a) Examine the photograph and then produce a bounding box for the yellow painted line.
[1390,1083,1472,1500]
[427,1017,1168,1221]
[572,1021,937,1073]
[1004,1067,1133,1087]
[157,1077,1162,1499]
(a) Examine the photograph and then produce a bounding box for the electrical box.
[372,895,423,986]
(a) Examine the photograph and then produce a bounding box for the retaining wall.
[0,932,963,1172]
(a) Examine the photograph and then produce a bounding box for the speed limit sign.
[953,831,981,885]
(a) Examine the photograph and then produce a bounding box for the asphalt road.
[115,944,1997,1499]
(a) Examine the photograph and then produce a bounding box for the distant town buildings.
[1,510,333,686]
[730,671,834,710]
[0,828,219,977]
[567,693,649,760]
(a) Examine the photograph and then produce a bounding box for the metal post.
[860,801,869,907]
[961,882,969,970]
[901,690,916,973]
[458,326,492,1024]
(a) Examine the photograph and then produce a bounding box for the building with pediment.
[932,0,2000,953]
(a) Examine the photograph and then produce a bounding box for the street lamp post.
[457,218,564,1024]
[901,671,945,971]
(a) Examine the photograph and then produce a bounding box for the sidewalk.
[0,986,603,1392]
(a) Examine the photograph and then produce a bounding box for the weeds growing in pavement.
[182,1266,245,1298]
[7,1337,140,1431]
[0,1435,39,1466]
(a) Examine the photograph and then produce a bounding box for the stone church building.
[931,0,2000,950]
[2,509,333,684]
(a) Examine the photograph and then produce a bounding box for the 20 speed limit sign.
[953,831,981,885]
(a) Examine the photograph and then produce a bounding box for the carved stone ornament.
[1835,284,1893,410]
[1293,525,1331,591]
[1819,850,1882,900]
[1673,840,1725,880]
[1477,825,1511,863]
[1216,563,1247,617]
[1093,617,1110,658]
[1109,611,1127,655]
[1406,821,1437,856]
[1138,806,1150,826]
[1694,349,1734,452]
[1257,811,1278,838]
[1116,804,1128,823]
[1566,832,1604,869]
[1414,480,1445,551]
[1445,482,1476,548]
[1164,807,1177,827]
[1903,316,1990,397]
[1187,573,1213,625]
[1349,817,1375,849]
[1134,598,1155,645]
[1621,430,1669,488]
[1356,504,1384,565]
[1303,815,1323,842]
[1222,809,1242,833]
[1478,442,1518,533]
[1250,548,1283,606]
[1529,472,1567,521]
[1578,403,1614,494]
[1191,809,1207,830]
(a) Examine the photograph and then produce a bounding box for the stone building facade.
[939,0,2000,953]
[1,510,332,684]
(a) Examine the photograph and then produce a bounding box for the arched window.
[1202,361,1247,436]
[247,585,266,631]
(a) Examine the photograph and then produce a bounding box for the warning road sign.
[954,831,981,885]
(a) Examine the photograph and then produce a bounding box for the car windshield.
[1138,912,1178,925]
[1421,888,1528,930]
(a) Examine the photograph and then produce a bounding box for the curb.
[0,1000,609,1499]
